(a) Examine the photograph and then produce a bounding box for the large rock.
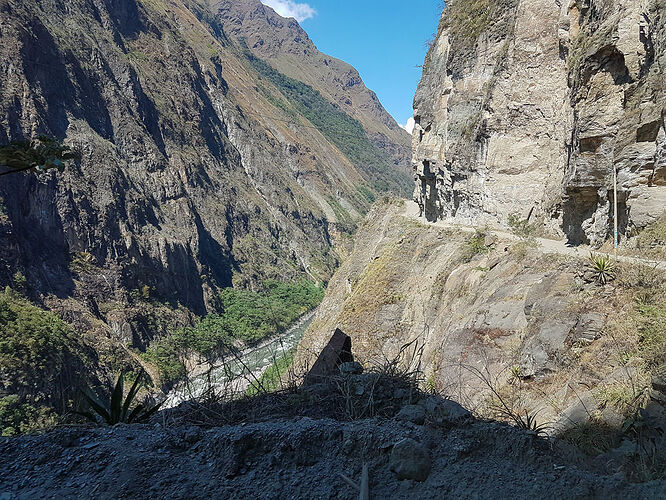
[389,438,432,481]
[395,405,426,425]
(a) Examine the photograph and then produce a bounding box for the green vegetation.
[441,0,494,42]
[0,288,84,396]
[246,347,296,396]
[635,216,666,260]
[0,136,80,176]
[78,372,163,425]
[69,251,97,274]
[635,296,666,368]
[243,48,410,193]
[257,84,300,122]
[356,185,376,204]
[560,419,619,456]
[143,280,324,384]
[587,253,616,285]
[0,395,57,437]
[507,212,536,240]
[0,288,86,434]
[11,272,27,295]
[440,0,518,44]
[327,196,357,233]
[461,229,491,263]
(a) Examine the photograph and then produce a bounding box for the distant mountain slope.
[215,0,412,188]
[0,0,411,327]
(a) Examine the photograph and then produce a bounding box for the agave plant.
[587,253,616,285]
[78,371,163,425]
[512,410,551,437]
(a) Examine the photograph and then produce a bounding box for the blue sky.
[260,0,443,132]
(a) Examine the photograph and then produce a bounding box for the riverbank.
[164,309,318,407]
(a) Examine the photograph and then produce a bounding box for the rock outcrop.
[297,201,665,432]
[413,0,666,245]
[0,0,410,326]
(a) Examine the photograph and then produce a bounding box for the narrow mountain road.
[402,201,666,271]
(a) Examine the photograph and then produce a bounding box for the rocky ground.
[2,378,666,499]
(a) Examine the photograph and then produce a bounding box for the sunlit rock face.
[413,0,666,245]
[0,0,411,318]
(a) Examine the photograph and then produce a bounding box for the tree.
[0,136,80,177]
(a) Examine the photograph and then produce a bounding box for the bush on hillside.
[0,289,88,434]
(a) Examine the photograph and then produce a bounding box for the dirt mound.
[2,401,665,499]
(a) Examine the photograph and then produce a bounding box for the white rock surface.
[413,0,666,246]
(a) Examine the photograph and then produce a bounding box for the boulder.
[395,405,426,425]
[419,397,470,424]
[304,329,354,385]
[389,438,431,482]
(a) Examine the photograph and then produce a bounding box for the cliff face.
[413,0,666,245]
[0,0,410,328]
[298,201,665,434]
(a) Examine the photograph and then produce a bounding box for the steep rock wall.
[0,0,410,334]
[297,201,662,429]
[413,0,666,245]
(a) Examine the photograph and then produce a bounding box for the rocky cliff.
[0,0,410,330]
[298,201,666,446]
[413,0,666,246]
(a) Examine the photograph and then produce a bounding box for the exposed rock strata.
[297,202,658,430]
[0,0,410,335]
[413,0,666,245]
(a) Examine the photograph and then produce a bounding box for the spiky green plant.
[78,372,163,425]
[588,253,616,285]
[511,410,550,437]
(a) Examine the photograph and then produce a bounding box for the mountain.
[215,0,412,188]
[298,0,666,471]
[412,0,665,246]
[0,0,411,322]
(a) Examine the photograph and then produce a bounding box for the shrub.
[0,395,57,437]
[0,289,86,403]
[461,229,490,262]
[507,212,536,239]
[78,371,162,425]
[69,251,97,274]
[11,272,27,294]
[559,419,620,456]
[635,216,666,259]
[587,253,616,285]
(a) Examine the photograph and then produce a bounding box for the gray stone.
[652,370,666,394]
[552,391,598,433]
[573,312,606,344]
[418,397,470,423]
[437,399,471,422]
[396,405,426,425]
[339,361,364,376]
[389,438,432,482]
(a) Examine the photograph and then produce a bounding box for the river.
[164,310,316,407]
